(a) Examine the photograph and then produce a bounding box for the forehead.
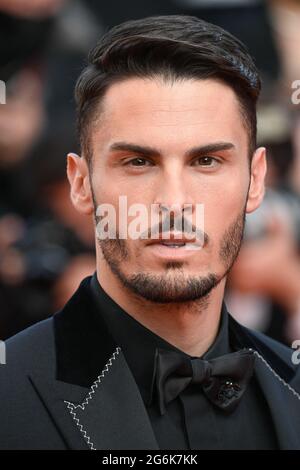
[92,77,248,154]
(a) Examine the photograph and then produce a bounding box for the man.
[1,15,300,450]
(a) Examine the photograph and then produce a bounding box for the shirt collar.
[90,272,230,406]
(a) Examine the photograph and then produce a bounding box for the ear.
[67,153,94,215]
[246,147,267,214]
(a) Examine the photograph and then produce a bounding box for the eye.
[192,156,220,168]
[124,157,153,167]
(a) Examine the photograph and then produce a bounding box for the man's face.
[68,77,266,303]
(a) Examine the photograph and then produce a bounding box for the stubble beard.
[93,194,246,305]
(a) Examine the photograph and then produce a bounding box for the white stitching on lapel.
[64,346,121,450]
[65,401,97,450]
[249,348,300,401]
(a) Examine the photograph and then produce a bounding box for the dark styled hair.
[75,15,261,161]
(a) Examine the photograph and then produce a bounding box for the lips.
[145,233,204,254]
[160,241,186,247]
[146,232,197,246]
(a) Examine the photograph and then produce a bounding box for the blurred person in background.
[227,114,300,345]
[0,0,98,338]
[0,124,95,339]
[0,0,67,170]
[225,0,300,345]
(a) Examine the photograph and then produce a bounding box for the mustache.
[140,214,208,244]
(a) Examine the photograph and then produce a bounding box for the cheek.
[199,175,248,243]
[91,171,121,207]
[92,175,153,241]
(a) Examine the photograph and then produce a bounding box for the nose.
[153,166,194,218]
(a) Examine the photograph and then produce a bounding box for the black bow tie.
[149,348,255,415]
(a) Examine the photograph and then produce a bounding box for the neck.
[97,262,226,358]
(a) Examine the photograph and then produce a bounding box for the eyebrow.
[108,141,235,158]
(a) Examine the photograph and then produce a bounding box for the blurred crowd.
[0,0,299,344]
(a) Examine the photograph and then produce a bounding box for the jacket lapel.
[30,348,159,450]
[229,314,300,449]
[252,352,300,449]
[29,374,92,450]
[29,277,159,450]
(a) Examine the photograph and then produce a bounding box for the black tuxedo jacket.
[0,276,300,450]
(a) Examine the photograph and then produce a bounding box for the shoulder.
[251,327,300,392]
[1,316,55,378]
[229,312,294,364]
[0,316,68,449]
[229,314,300,389]
[247,327,295,365]
[0,275,94,381]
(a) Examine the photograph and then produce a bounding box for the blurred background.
[0,0,299,344]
